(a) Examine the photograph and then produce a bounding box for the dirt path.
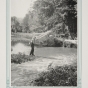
[11,55,77,86]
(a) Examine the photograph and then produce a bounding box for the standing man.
[30,36,36,56]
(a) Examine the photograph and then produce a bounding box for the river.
[11,43,77,60]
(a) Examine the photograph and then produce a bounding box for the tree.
[22,14,30,33]
[28,0,77,36]
[11,16,21,33]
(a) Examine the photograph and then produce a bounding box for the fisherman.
[30,36,36,56]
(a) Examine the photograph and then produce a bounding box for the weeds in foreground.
[33,65,77,86]
[11,53,30,64]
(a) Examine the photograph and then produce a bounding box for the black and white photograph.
[11,0,77,86]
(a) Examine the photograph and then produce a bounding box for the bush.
[11,53,30,64]
[33,65,77,86]
[54,38,63,47]
[46,37,55,47]
[41,38,63,47]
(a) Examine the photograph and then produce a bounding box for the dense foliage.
[33,65,77,86]
[11,17,22,32]
[11,0,77,39]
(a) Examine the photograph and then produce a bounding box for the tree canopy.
[11,0,77,38]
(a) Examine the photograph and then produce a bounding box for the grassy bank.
[11,33,31,46]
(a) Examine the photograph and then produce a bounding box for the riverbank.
[11,54,77,86]
[11,32,77,48]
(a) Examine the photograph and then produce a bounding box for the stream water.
[11,43,77,59]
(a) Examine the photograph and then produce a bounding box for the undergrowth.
[32,65,77,86]
[11,53,30,64]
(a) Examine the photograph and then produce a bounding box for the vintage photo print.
[6,0,81,87]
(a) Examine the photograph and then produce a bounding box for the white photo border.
[6,0,82,88]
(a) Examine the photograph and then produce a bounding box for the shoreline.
[11,55,77,86]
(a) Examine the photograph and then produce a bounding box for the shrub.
[33,65,77,86]
[54,38,63,47]
[46,37,55,47]
[11,53,30,64]
[41,38,63,47]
